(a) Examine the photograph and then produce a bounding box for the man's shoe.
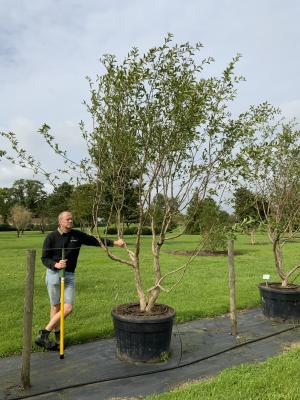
[48,342,59,351]
[35,329,53,350]
[48,331,60,351]
[54,331,60,347]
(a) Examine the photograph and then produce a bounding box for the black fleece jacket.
[41,229,114,273]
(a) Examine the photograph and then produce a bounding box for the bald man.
[35,211,124,350]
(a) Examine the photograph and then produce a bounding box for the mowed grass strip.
[146,346,300,400]
[1,231,300,356]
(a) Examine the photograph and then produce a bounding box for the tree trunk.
[90,220,95,234]
[288,222,293,237]
[250,229,256,245]
[133,263,146,311]
[146,288,160,312]
[39,215,46,234]
[116,210,124,239]
[40,223,45,234]
[272,239,286,286]
[133,220,147,311]
[146,238,162,312]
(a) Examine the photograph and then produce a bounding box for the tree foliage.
[233,187,267,244]
[186,194,230,250]
[9,205,32,237]
[11,179,46,214]
[0,187,15,223]
[78,35,275,310]
[0,35,277,310]
[68,183,95,232]
[147,194,179,233]
[47,182,74,218]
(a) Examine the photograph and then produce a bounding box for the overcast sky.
[1,0,299,189]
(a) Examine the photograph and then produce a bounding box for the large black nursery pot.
[259,282,300,322]
[111,303,176,363]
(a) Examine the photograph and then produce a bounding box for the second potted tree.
[240,122,300,322]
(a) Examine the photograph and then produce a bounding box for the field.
[1,230,300,357]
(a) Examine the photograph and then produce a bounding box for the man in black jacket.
[35,211,125,350]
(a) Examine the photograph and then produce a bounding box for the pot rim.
[258,282,300,294]
[112,303,176,324]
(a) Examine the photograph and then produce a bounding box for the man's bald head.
[58,211,73,232]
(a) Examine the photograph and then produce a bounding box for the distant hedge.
[0,224,60,232]
[0,224,16,231]
[106,226,153,235]
[0,224,155,235]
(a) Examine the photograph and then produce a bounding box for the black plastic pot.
[259,282,300,322]
[111,304,175,363]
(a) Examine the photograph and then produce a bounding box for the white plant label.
[263,274,270,280]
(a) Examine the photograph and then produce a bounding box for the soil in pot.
[112,303,175,363]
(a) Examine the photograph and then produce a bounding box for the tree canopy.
[0,35,277,309]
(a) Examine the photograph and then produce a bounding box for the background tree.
[9,205,32,237]
[11,179,46,214]
[121,181,139,228]
[0,187,15,223]
[35,191,51,233]
[11,179,26,206]
[186,194,231,250]
[99,174,140,236]
[11,179,50,232]
[233,187,267,244]
[47,182,73,219]
[147,194,179,234]
[68,183,95,232]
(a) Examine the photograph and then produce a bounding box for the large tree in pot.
[1,35,275,361]
[72,35,275,361]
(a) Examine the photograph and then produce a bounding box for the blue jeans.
[45,269,75,305]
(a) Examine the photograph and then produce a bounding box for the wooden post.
[228,240,237,336]
[21,249,36,390]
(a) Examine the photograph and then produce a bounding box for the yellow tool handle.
[60,277,65,359]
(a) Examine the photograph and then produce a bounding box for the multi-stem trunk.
[116,210,124,239]
[134,222,147,311]
[146,235,161,312]
[272,238,287,286]
[133,257,147,311]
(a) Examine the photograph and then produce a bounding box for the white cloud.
[280,100,300,123]
[1,0,300,187]
[0,160,38,188]
[0,116,88,188]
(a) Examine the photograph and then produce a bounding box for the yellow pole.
[60,247,65,359]
[59,276,65,359]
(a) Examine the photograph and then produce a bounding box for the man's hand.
[114,239,125,248]
[55,259,67,269]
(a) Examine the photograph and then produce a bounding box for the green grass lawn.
[146,345,300,400]
[1,230,300,357]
